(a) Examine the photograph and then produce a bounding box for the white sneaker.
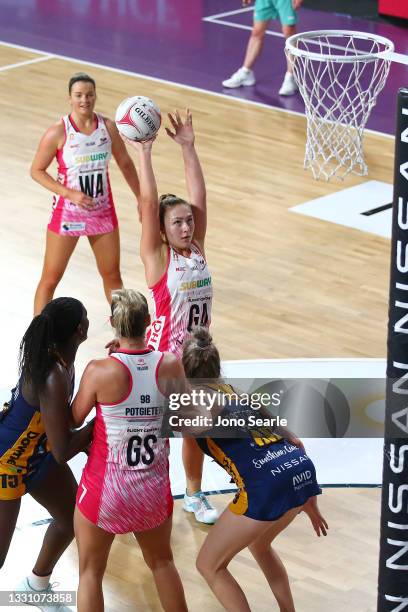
[278,72,298,96]
[222,67,256,88]
[14,578,74,611]
[183,491,219,524]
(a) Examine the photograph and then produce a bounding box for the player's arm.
[30,123,94,209]
[122,136,167,283]
[166,110,207,249]
[158,356,222,434]
[39,368,94,463]
[71,360,100,427]
[292,0,303,9]
[105,118,140,201]
[157,352,189,399]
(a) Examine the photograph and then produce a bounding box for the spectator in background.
[222,0,303,95]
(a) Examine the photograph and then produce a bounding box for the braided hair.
[19,297,84,391]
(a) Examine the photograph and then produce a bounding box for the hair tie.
[196,339,209,349]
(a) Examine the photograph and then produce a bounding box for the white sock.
[241,66,251,74]
[27,572,51,591]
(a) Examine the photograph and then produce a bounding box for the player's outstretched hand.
[302,496,328,537]
[166,109,194,146]
[120,134,157,152]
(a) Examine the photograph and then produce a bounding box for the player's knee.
[251,22,267,39]
[196,553,214,580]
[143,548,174,572]
[39,271,63,292]
[282,24,296,39]
[59,518,75,540]
[52,513,75,541]
[248,539,269,557]
[99,266,121,285]
[79,554,107,577]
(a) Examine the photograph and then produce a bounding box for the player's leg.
[243,19,270,71]
[134,516,188,612]
[222,18,270,88]
[196,505,299,611]
[278,0,299,95]
[88,228,123,304]
[0,498,21,569]
[248,510,299,611]
[34,231,79,315]
[282,24,296,72]
[223,0,276,88]
[29,461,77,575]
[74,507,114,612]
[182,439,218,524]
[196,507,272,611]
[15,460,78,596]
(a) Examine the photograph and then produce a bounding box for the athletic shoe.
[14,578,74,611]
[278,72,298,96]
[183,491,219,524]
[222,67,256,88]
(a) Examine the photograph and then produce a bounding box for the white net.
[285,30,394,180]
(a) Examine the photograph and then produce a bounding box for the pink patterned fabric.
[147,243,212,358]
[76,349,173,534]
[48,114,118,237]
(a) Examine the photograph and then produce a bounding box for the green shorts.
[254,0,298,26]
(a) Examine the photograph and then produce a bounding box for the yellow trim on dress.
[206,437,248,515]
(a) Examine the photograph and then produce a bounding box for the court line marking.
[204,16,284,39]
[0,38,393,140]
[0,54,53,72]
[203,7,254,20]
[205,15,408,61]
[205,8,408,64]
[203,6,284,40]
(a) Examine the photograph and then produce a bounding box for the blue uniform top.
[195,383,321,521]
[0,372,74,478]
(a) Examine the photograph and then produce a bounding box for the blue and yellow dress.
[196,384,321,521]
[0,376,72,500]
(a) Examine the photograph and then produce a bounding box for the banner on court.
[378,88,408,612]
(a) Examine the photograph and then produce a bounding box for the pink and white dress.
[76,349,173,534]
[147,243,213,358]
[48,113,118,237]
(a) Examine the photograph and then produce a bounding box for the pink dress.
[147,243,213,358]
[48,113,118,236]
[76,349,173,534]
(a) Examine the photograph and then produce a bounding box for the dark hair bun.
[192,327,212,349]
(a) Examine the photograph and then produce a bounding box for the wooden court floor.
[0,45,393,372]
[0,45,390,610]
[1,488,380,612]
